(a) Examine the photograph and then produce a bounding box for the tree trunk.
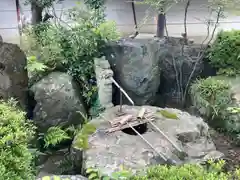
[156,13,165,38]
[31,0,43,25]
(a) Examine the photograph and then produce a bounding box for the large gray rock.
[0,42,28,110]
[106,38,215,107]
[37,175,88,180]
[74,105,223,177]
[107,39,161,105]
[30,72,86,132]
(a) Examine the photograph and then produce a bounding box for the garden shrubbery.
[208,30,240,76]
[22,4,120,110]
[190,77,240,136]
[86,160,240,180]
[0,99,36,180]
[130,160,240,180]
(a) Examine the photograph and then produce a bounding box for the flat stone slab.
[76,105,223,176]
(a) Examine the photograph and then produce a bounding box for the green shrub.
[190,77,232,119]
[208,30,240,76]
[130,160,240,180]
[0,99,36,180]
[190,77,240,134]
[86,160,240,180]
[23,4,120,107]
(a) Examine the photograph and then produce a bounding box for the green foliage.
[43,127,71,148]
[89,97,105,118]
[86,160,240,180]
[84,0,105,10]
[86,168,101,180]
[227,106,240,114]
[73,123,96,150]
[208,30,240,76]
[130,159,240,180]
[73,114,97,150]
[26,55,48,73]
[190,77,240,135]
[190,77,232,120]
[24,4,120,107]
[0,99,36,180]
[86,165,132,180]
[157,110,178,120]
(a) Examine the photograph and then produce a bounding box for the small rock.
[203,151,225,160]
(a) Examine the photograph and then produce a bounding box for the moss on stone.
[157,110,178,120]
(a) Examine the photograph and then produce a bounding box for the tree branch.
[182,7,222,103]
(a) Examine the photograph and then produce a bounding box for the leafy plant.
[23,4,120,109]
[190,77,232,120]
[73,123,96,150]
[86,167,102,180]
[111,165,133,180]
[84,0,105,10]
[43,126,71,148]
[0,98,36,180]
[130,159,240,180]
[86,165,132,180]
[26,55,48,73]
[227,106,240,114]
[208,30,240,76]
[86,160,240,180]
[190,77,240,135]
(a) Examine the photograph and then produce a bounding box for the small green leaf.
[156,110,178,120]
[88,173,98,179]
[86,168,97,174]
[102,176,111,180]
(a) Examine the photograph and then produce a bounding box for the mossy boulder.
[30,72,87,132]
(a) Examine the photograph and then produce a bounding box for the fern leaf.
[44,127,71,147]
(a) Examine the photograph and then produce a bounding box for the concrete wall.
[1,0,240,44]
[0,0,20,44]
[106,0,240,39]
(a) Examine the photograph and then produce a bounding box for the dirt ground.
[211,130,240,170]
